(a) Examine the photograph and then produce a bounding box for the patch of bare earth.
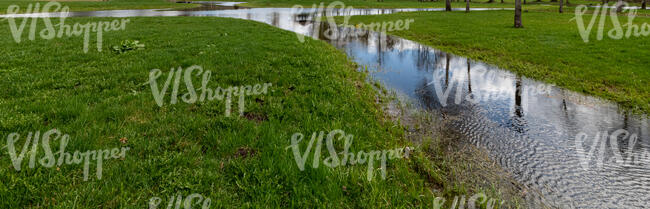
[243,112,267,123]
[233,147,257,159]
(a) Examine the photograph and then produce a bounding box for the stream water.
[2,2,648,208]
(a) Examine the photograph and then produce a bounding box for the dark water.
[2,2,648,208]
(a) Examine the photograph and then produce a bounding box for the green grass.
[338,10,650,114]
[0,0,199,15]
[0,17,521,208]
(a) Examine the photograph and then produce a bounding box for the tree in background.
[515,0,523,28]
[642,0,646,9]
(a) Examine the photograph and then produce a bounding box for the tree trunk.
[643,0,647,9]
[446,0,452,11]
[559,0,564,13]
[515,0,523,28]
[616,0,623,13]
[466,0,470,12]
[501,0,504,3]
[524,0,526,4]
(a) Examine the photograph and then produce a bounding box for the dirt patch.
[233,147,257,159]
[244,112,268,123]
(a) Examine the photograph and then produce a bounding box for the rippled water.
[3,2,648,208]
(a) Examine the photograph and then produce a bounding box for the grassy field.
[238,0,645,9]
[240,0,546,9]
[0,0,646,15]
[0,0,199,14]
[0,16,525,208]
[339,10,650,114]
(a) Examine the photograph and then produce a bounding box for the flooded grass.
[381,93,541,208]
